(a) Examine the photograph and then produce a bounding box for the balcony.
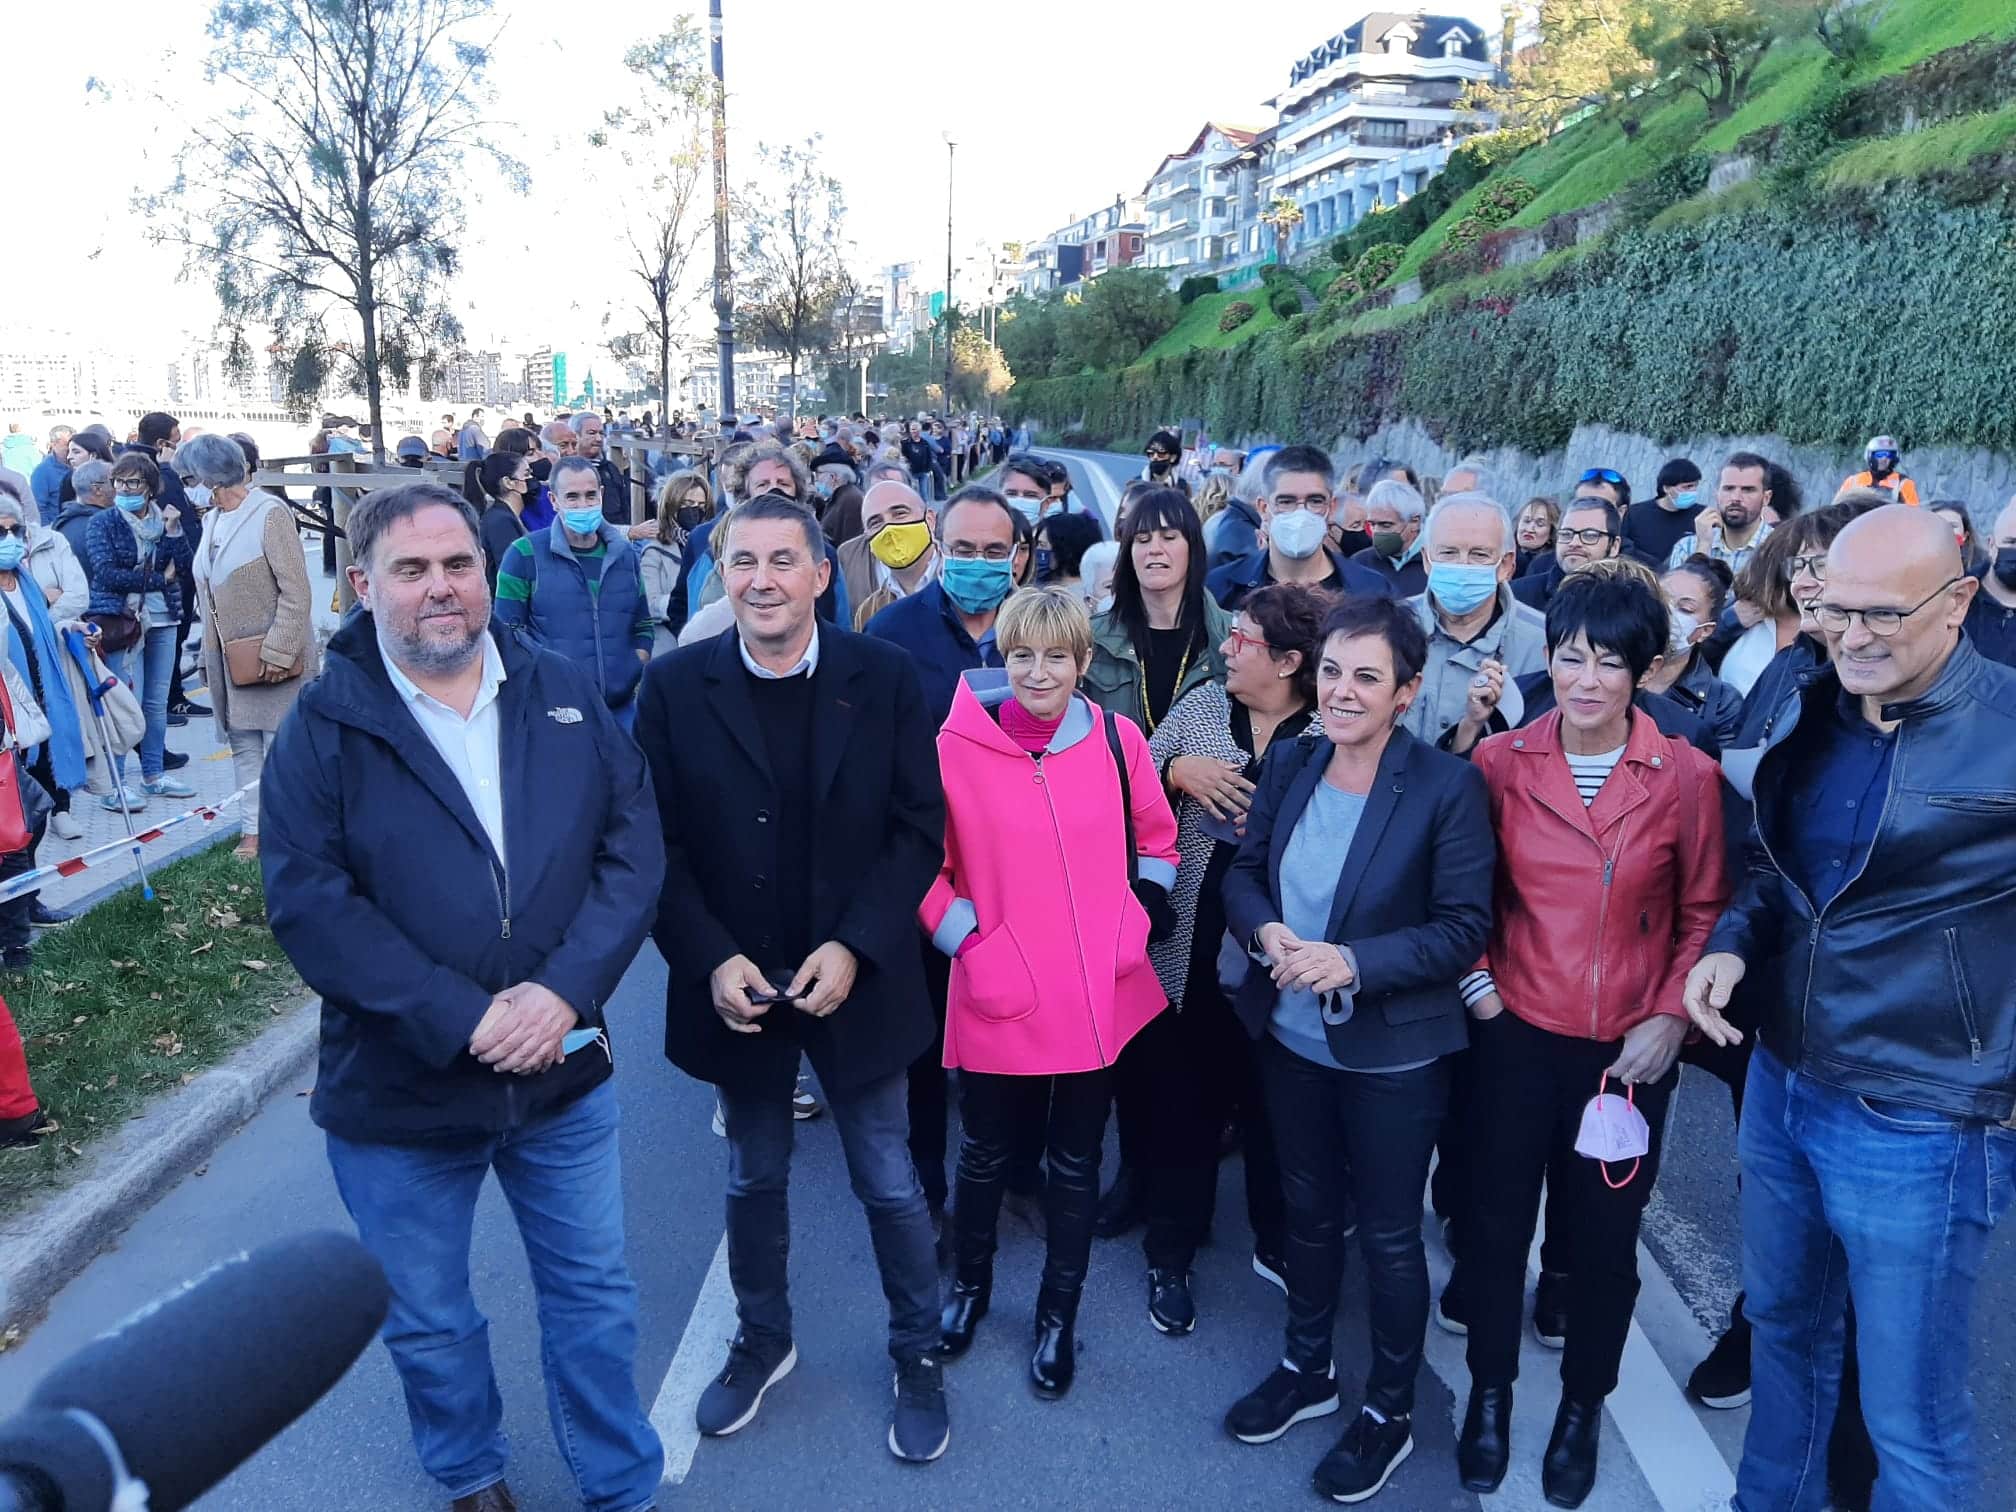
[1145,164,1202,210]
[1277,87,1465,154]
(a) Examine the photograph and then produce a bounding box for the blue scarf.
[4,574,87,790]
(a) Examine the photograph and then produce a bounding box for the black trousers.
[953,1068,1111,1298]
[1138,982,1284,1271]
[1261,1036,1447,1416]
[1437,1043,1579,1278]
[908,941,952,1211]
[1465,1010,1675,1403]
[0,815,45,950]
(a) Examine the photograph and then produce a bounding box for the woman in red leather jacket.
[1453,571,1728,1508]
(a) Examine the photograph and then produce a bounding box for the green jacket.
[1084,597,1233,734]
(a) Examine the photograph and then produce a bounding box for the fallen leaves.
[151,1032,185,1058]
[240,959,270,972]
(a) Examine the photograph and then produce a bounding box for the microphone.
[0,1230,390,1512]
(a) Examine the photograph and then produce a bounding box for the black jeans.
[720,1065,939,1364]
[1139,981,1283,1271]
[954,1067,1111,1298]
[0,815,43,950]
[1465,1009,1675,1403]
[1437,1043,1578,1278]
[1261,1035,1448,1417]
[908,941,952,1212]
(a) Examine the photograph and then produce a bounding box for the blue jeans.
[326,1082,662,1512]
[720,1067,939,1363]
[1736,1044,2016,1512]
[110,623,176,783]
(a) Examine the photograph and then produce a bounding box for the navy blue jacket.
[864,580,1004,729]
[1207,545,1392,613]
[261,616,664,1142]
[492,520,651,709]
[86,504,196,621]
[1222,726,1494,1067]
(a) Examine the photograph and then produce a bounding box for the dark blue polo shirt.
[1775,689,1894,909]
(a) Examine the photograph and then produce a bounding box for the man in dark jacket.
[571,412,634,525]
[1686,506,2016,1512]
[261,481,667,1512]
[128,413,208,722]
[52,459,112,572]
[638,492,951,1464]
[1207,446,1391,611]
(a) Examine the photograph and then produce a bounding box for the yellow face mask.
[868,519,932,570]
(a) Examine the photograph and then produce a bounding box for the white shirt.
[382,631,508,867]
[738,623,821,680]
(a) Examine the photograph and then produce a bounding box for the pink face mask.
[1575,1074,1650,1188]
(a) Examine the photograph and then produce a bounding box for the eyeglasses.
[1226,627,1277,657]
[1813,577,1960,637]
[1145,450,1175,462]
[944,543,1015,561]
[1784,553,1829,580]
[1579,467,1625,487]
[1558,527,1617,546]
[0,524,23,539]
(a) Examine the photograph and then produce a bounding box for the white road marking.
[649,1231,737,1485]
[1060,451,1123,535]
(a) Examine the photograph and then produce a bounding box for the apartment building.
[1141,124,1269,273]
[1018,196,1151,296]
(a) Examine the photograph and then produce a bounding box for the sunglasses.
[1579,467,1626,486]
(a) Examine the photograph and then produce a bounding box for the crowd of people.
[3,397,2013,1512]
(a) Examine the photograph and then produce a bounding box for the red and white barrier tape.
[0,781,256,904]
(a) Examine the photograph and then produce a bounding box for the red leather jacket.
[1474,711,1728,1042]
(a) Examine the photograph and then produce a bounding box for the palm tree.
[1259,196,1306,264]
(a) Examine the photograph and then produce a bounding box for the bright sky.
[1,0,1502,374]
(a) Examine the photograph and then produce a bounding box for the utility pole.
[943,132,956,418]
[709,0,736,419]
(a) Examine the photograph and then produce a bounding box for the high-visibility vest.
[1842,470,1920,505]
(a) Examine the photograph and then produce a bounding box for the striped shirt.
[1564,744,1625,807]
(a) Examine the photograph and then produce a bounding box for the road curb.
[0,990,320,1332]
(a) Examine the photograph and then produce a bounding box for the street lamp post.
[709,0,736,419]
[943,132,956,420]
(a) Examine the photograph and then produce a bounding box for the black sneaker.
[888,1354,949,1462]
[1534,1269,1569,1349]
[1147,1267,1196,1334]
[695,1332,796,1437]
[1435,1283,1471,1336]
[1313,1408,1414,1504]
[165,710,189,728]
[1224,1362,1341,1444]
[162,749,191,771]
[169,698,211,718]
[0,1105,53,1149]
[1687,1314,1752,1409]
[1251,1250,1287,1295]
[29,902,74,928]
[1,946,30,973]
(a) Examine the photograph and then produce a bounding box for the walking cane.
[61,627,154,901]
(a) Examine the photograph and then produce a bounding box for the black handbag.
[1103,709,1174,945]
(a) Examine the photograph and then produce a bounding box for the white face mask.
[1575,1075,1650,1187]
[1270,508,1328,560]
[1669,608,1701,655]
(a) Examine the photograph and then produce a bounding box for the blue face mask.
[0,538,24,572]
[115,491,148,514]
[1427,561,1499,616]
[940,555,1016,615]
[1675,490,1700,510]
[561,507,604,538]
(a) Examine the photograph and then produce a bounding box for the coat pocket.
[957,921,1041,1023]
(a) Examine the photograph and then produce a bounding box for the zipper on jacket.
[1591,853,1616,1037]
[489,857,512,940]
[1943,928,1984,1064]
[1032,750,1111,1066]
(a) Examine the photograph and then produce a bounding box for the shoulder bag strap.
[1103,707,1139,885]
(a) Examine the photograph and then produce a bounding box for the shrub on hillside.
[1218,300,1256,333]
[1328,272,1364,300]
[1354,242,1408,290]
[1177,274,1221,306]
[1267,286,1303,319]
[1473,176,1538,227]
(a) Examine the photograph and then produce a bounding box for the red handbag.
[0,666,39,855]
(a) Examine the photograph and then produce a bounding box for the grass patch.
[1513,92,1711,225]
[0,841,301,1216]
[1137,290,1282,363]
[1818,99,2016,184]
[1696,44,1834,153]
[1862,0,2016,74]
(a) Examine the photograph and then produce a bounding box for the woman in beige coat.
[180,434,317,859]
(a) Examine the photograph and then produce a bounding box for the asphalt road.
[0,452,2008,1510]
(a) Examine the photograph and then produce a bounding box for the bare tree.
[594,24,712,422]
[735,139,850,423]
[143,0,519,460]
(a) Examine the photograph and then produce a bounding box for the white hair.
[1443,456,1498,498]
[1077,541,1120,603]
[1426,491,1512,555]
[1364,477,1426,525]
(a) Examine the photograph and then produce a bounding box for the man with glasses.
[841,481,938,629]
[1141,429,1185,491]
[1207,445,1389,611]
[1669,452,1776,573]
[1686,505,2016,1512]
[1514,499,1621,613]
[1839,434,1920,506]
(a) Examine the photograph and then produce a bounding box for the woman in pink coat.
[922,586,1179,1399]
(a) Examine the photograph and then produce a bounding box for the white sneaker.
[49,811,84,840]
[711,1096,726,1138]
[100,786,148,813]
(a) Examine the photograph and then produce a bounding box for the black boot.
[1092,1165,1144,1238]
[1030,1287,1079,1399]
[1541,1395,1602,1508]
[1457,1382,1512,1492]
[936,1273,990,1360]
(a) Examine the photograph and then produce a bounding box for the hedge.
[1011,182,2016,458]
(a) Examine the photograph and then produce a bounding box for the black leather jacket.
[1707,638,2016,1122]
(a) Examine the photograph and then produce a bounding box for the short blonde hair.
[1193,470,1232,525]
[995,585,1093,662]
[1579,554,1665,604]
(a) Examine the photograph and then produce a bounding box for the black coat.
[637,624,946,1095]
[1222,727,1494,1068]
[261,618,665,1142]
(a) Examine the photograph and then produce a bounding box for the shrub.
[1473,176,1538,228]
[1621,152,1715,225]
[1353,242,1407,291]
[1218,300,1256,333]
[1177,273,1221,306]
[1267,286,1303,319]
[1444,216,1490,253]
[1328,272,1364,300]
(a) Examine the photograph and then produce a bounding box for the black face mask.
[1147,457,1173,477]
[1331,527,1373,559]
[530,457,553,484]
[674,504,707,533]
[1994,547,2016,591]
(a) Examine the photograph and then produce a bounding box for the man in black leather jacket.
[1685,507,2016,1512]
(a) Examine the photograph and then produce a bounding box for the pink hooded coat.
[922,674,1181,1076]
